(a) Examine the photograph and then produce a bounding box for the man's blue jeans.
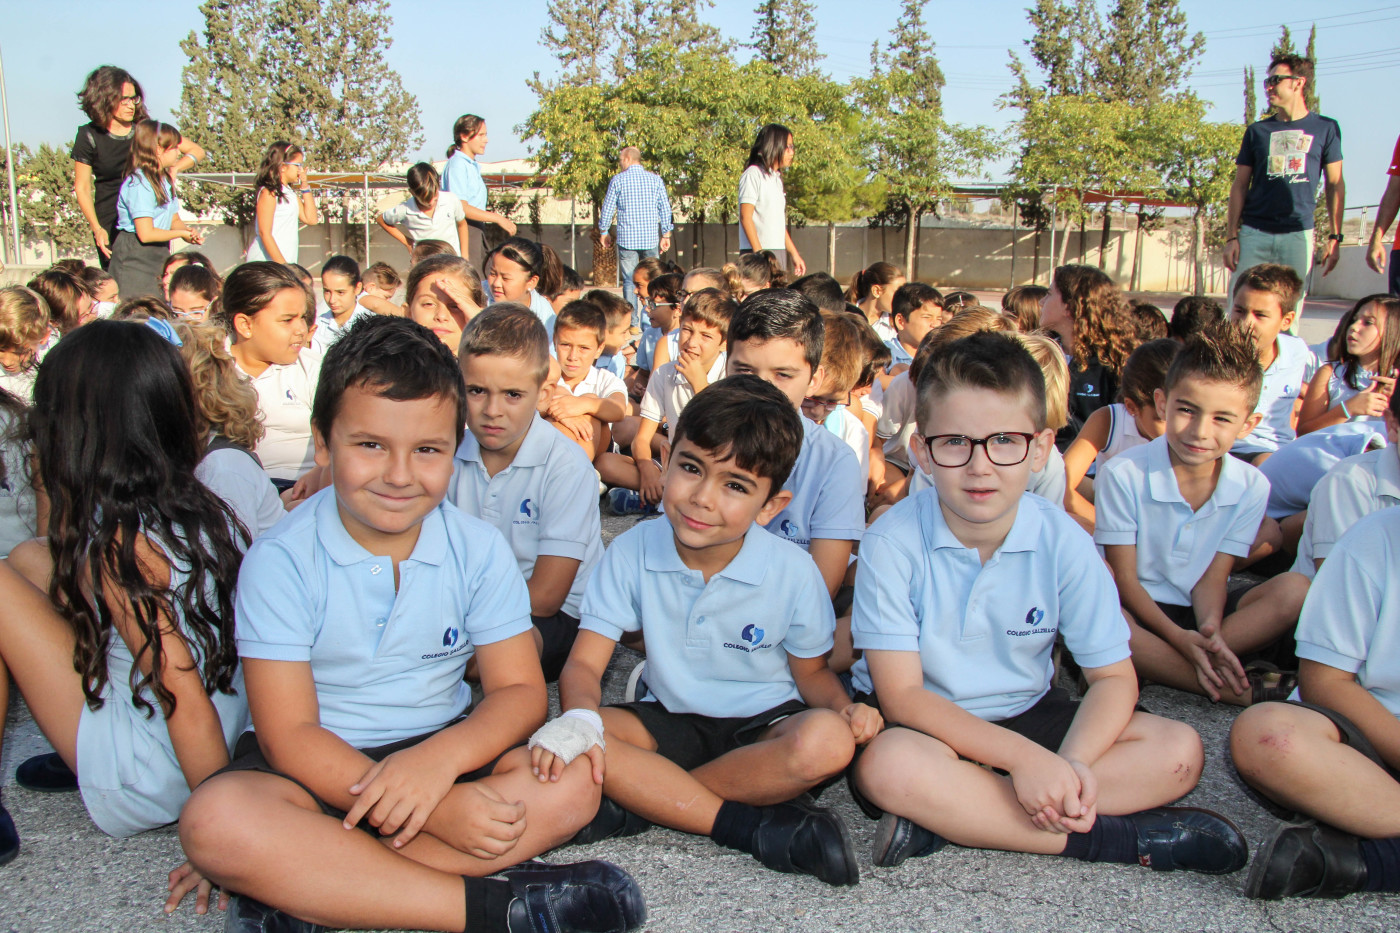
[618,246,659,329]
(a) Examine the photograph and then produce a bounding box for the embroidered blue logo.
[742,623,765,645]
[519,498,538,520]
[726,622,773,653]
[285,388,295,401]
[779,519,797,537]
[1025,607,1045,627]
[442,627,459,647]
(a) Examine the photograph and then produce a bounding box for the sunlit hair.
[125,120,182,207]
[406,254,484,309]
[1231,262,1303,316]
[672,375,804,495]
[908,306,1014,385]
[448,113,485,158]
[818,310,866,398]
[0,286,51,353]
[176,322,265,450]
[487,237,560,298]
[681,288,738,339]
[253,141,304,203]
[458,303,552,385]
[1332,295,1400,391]
[917,330,1048,433]
[1018,332,1070,431]
[169,264,221,305]
[406,162,440,208]
[410,239,457,263]
[112,295,176,322]
[215,262,311,335]
[582,288,631,327]
[728,288,821,370]
[555,300,607,344]
[723,251,786,295]
[365,262,402,293]
[846,262,903,304]
[77,65,147,126]
[1051,264,1135,375]
[1169,295,1224,341]
[1163,321,1265,412]
[1001,284,1047,332]
[26,270,91,335]
[747,123,793,173]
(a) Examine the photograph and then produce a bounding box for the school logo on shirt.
[724,622,773,653]
[779,519,797,538]
[515,498,539,525]
[422,625,469,660]
[285,388,295,402]
[1007,606,1057,638]
[1025,608,1044,627]
[443,626,459,647]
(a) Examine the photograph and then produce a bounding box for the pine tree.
[1094,0,1204,105]
[1243,66,1257,123]
[748,0,823,77]
[539,0,617,87]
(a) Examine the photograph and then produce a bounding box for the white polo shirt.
[1233,333,1310,455]
[380,196,466,255]
[239,349,322,481]
[849,492,1129,721]
[561,366,627,406]
[1295,508,1400,717]
[1258,422,1387,519]
[1094,435,1269,606]
[580,514,834,718]
[822,406,870,486]
[235,488,531,747]
[1292,445,1400,578]
[311,303,376,353]
[762,415,865,551]
[638,352,727,429]
[448,415,603,618]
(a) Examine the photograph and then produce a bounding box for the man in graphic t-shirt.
[1366,133,1400,297]
[1224,54,1345,301]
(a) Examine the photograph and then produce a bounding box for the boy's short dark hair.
[1120,338,1179,410]
[1163,321,1264,412]
[727,288,823,372]
[1269,53,1313,84]
[1232,263,1303,315]
[891,282,943,328]
[410,239,457,264]
[458,303,552,385]
[79,265,115,294]
[1168,295,1224,341]
[311,315,467,446]
[555,299,606,343]
[582,288,631,327]
[790,272,846,313]
[560,264,584,294]
[916,330,1048,433]
[671,375,804,498]
[680,287,737,336]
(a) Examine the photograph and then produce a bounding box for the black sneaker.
[499,859,646,932]
[0,792,17,867]
[871,813,948,868]
[1245,820,1368,899]
[750,799,859,886]
[1126,807,1248,874]
[567,797,651,847]
[223,894,325,933]
[16,753,77,792]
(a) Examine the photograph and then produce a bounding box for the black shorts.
[214,724,509,835]
[1154,580,1254,630]
[532,610,580,682]
[1288,700,1400,782]
[607,698,809,771]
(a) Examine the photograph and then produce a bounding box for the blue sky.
[2,0,1397,206]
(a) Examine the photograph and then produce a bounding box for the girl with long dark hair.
[737,123,805,276]
[245,142,318,265]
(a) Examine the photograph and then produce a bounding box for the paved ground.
[0,293,1386,932]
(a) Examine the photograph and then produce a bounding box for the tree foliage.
[748,0,823,78]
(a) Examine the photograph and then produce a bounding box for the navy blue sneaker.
[0,792,18,867]
[16,753,77,792]
[607,488,647,516]
[499,859,646,932]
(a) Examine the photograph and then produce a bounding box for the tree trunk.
[1078,214,1087,263]
[827,222,837,277]
[1032,228,1042,285]
[1131,203,1146,292]
[904,208,920,281]
[1192,206,1205,297]
[1057,214,1072,268]
[1097,206,1111,269]
[590,197,614,287]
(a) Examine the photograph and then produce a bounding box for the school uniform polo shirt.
[235,488,532,747]
[849,492,1128,721]
[884,337,914,370]
[240,349,322,481]
[580,515,834,719]
[1094,435,1269,606]
[562,366,627,403]
[311,302,377,353]
[762,416,865,551]
[1292,445,1400,578]
[638,353,727,429]
[1257,421,1386,519]
[448,415,602,618]
[1233,333,1311,455]
[1295,508,1400,717]
[115,174,178,232]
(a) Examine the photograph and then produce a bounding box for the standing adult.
[1366,133,1400,297]
[598,146,674,326]
[441,114,517,268]
[737,123,805,278]
[71,66,204,268]
[1224,54,1344,303]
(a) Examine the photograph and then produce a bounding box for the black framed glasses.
[1263,74,1299,88]
[923,432,1036,468]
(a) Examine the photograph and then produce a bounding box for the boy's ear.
[1028,428,1054,473]
[312,424,331,468]
[806,363,825,398]
[756,487,794,526]
[1279,309,1297,330]
[908,433,935,476]
[1236,410,1264,440]
[1154,387,1168,422]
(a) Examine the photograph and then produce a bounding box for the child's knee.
[178,775,259,869]
[784,711,856,782]
[1151,717,1205,788]
[1229,702,1308,777]
[854,729,935,804]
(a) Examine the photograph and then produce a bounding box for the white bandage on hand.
[527,708,606,765]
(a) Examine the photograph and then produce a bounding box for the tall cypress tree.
[748,0,823,77]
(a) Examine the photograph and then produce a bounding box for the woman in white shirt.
[737,123,805,277]
[245,142,318,265]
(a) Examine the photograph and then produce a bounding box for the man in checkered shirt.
[599,147,674,326]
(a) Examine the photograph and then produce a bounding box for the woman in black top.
[1039,264,1136,450]
[71,66,204,268]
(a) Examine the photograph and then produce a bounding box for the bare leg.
[1220,573,1308,655]
[1280,510,1307,555]
[1126,617,1252,706]
[0,558,86,767]
[595,452,640,490]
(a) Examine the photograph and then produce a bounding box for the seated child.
[533,375,881,886]
[0,321,249,863]
[550,265,584,314]
[450,305,603,683]
[1231,507,1400,900]
[1168,295,1224,342]
[545,301,629,462]
[1297,295,1400,434]
[849,330,1246,877]
[629,256,665,329]
[404,254,486,356]
[634,272,681,381]
[846,261,905,341]
[363,261,403,304]
[79,265,119,316]
[1096,323,1307,706]
[1064,338,1176,525]
[880,282,943,377]
[598,288,734,510]
[1228,263,1312,463]
[791,271,848,313]
[379,163,468,257]
[651,270,728,372]
[800,310,872,485]
[409,238,457,264]
[0,285,51,401]
[175,315,644,933]
[168,263,221,322]
[721,250,785,302]
[314,255,380,352]
[725,290,864,599]
[584,289,636,381]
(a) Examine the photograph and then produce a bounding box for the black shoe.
[1126,807,1248,874]
[1245,821,1368,899]
[16,753,77,792]
[0,793,17,868]
[871,813,948,868]
[751,800,859,886]
[567,797,651,847]
[223,894,325,933]
[499,859,646,932]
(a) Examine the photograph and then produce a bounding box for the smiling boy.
[1227,263,1311,462]
[849,331,1244,878]
[177,316,644,933]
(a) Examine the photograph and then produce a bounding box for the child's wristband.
[1341,399,1351,418]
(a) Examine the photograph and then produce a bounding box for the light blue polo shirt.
[442,150,488,210]
[115,174,178,232]
[311,302,377,353]
[884,337,913,370]
[580,515,835,719]
[849,492,1129,721]
[449,415,602,618]
[1296,508,1400,717]
[762,416,865,550]
[1292,444,1400,578]
[235,487,532,747]
[1094,435,1268,606]
[1233,333,1310,455]
[1258,421,1387,519]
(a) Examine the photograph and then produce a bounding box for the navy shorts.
[608,697,809,771]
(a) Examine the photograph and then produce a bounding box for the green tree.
[15,144,92,255]
[538,0,617,87]
[1243,66,1257,123]
[749,0,823,77]
[1148,100,1239,294]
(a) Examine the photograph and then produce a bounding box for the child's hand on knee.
[1034,759,1098,834]
[841,702,884,745]
[344,746,459,848]
[1011,745,1089,832]
[453,782,528,860]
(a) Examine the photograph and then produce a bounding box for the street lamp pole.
[0,43,21,265]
